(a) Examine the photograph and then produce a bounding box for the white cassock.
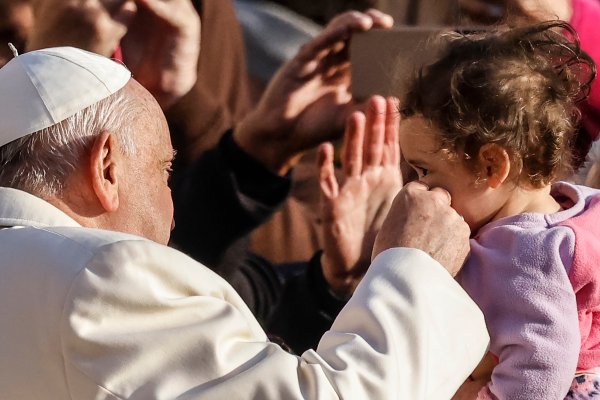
[0,187,488,399]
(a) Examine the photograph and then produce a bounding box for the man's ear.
[478,143,510,189]
[89,131,120,212]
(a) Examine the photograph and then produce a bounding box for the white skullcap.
[0,46,131,147]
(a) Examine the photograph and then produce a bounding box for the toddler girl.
[398,21,599,399]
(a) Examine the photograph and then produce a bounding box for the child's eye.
[415,167,429,178]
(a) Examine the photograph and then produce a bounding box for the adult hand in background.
[121,0,200,109]
[27,0,200,109]
[27,0,136,56]
[234,9,394,176]
[318,96,402,297]
[373,181,471,277]
[458,0,572,24]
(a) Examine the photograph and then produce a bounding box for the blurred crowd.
[2,0,598,265]
[1,0,600,398]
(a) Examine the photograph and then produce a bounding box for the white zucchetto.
[0,46,131,147]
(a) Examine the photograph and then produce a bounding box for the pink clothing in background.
[571,0,600,140]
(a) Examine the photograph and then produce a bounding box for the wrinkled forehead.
[124,80,172,152]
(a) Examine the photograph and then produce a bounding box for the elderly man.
[0,43,489,400]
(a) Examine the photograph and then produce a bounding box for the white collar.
[0,187,80,228]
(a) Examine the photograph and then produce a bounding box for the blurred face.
[117,82,175,245]
[0,1,33,66]
[399,116,508,234]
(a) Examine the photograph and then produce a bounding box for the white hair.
[0,87,144,197]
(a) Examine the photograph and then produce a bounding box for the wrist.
[234,113,300,176]
[320,252,359,299]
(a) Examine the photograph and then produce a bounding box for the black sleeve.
[266,251,348,354]
[169,130,347,350]
[170,129,290,268]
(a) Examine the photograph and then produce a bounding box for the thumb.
[111,1,138,27]
[430,186,452,206]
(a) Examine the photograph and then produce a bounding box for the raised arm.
[27,0,200,108]
[63,181,488,399]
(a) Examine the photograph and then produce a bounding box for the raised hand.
[27,0,200,109]
[27,0,137,56]
[121,0,200,108]
[318,96,402,296]
[234,9,394,176]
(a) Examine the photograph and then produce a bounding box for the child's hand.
[451,378,490,400]
[452,352,497,400]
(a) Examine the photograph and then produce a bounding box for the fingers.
[111,0,138,26]
[382,97,400,166]
[318,142,339,199]
[430,187,453,206]
[363,96,386,167]
[135,0,173,19]
[27,0,130,55]
[343,95,399,175]
[134,0,199,30]
[374,179,470,273]
[403,180,430,193]
[404,181,452,206]
[296,10,392,63]
[343,112,366,177]
[325,11,374,36]
[104,0,135,14]
[364,8,394,28]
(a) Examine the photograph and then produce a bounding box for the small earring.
[474,173,488,187]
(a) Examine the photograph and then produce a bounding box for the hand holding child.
[373,181,471,277]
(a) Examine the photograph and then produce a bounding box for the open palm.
[318,96,402,295]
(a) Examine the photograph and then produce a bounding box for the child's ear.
[478,144,510,189]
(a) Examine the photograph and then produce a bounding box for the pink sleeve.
[464,226,580,399]
[560,195,600,370]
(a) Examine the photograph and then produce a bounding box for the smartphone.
[350,27,445,101]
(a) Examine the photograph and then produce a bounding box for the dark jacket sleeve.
[267,252,347,354]
[170,130,290,268]
[170,130,346,351]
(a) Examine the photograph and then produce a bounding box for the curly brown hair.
[401,21,596,187]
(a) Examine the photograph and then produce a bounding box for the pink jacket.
[459,183,600,399]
